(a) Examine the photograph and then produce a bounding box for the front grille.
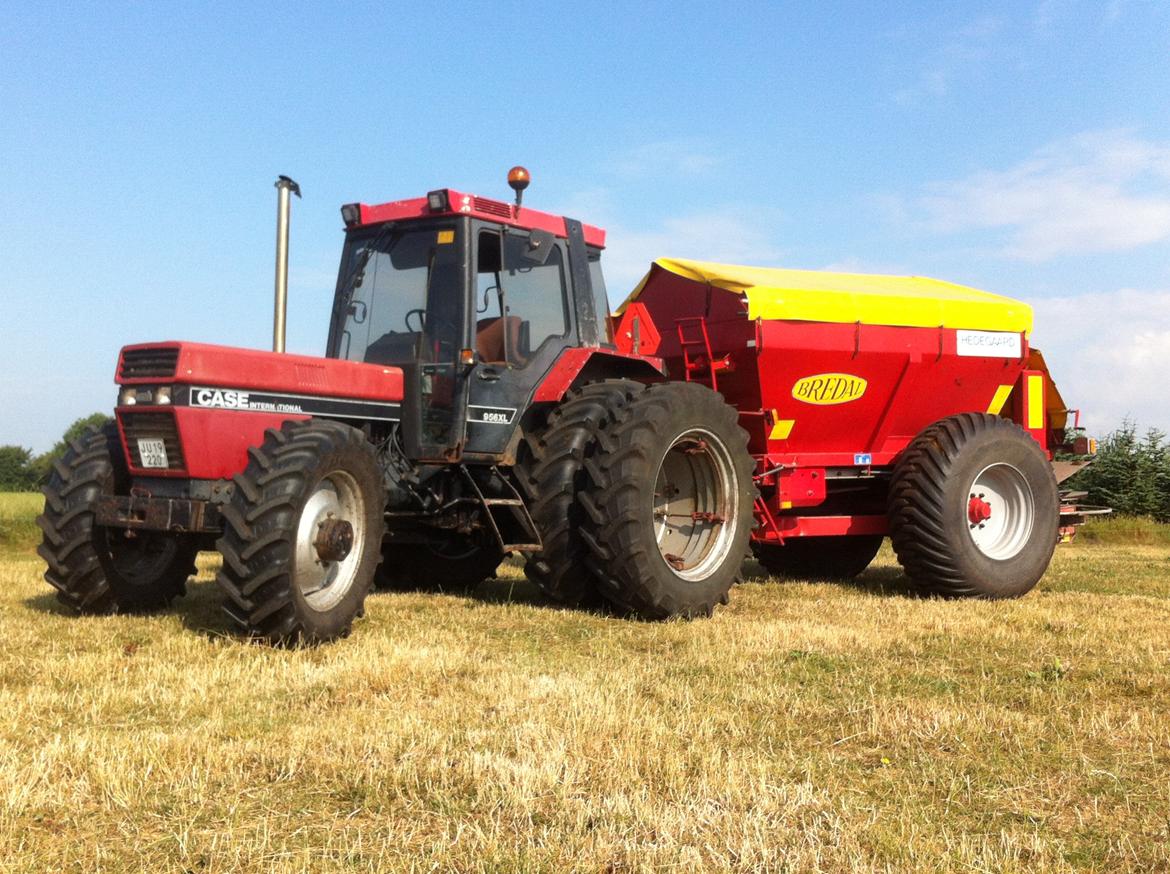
[120,347,179,380]
[473,196,512,218]
[121,411,186,470]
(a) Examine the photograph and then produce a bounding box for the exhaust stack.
[272,175,301,353]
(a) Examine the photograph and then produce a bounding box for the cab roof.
[349,188,606,248]
[621,258,1033,334]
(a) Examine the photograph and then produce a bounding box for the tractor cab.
[325,170,611,463]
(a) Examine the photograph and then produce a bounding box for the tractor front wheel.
[38,424,197,614]
[581,382,756,619]
[216,420,385,644]
[887,413,1058,598]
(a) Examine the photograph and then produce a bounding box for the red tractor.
[38,169,1085,644]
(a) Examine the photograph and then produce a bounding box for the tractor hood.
[112,342,405,480]
[116,342,404,404]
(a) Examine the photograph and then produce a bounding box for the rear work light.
[340,203,361,227]
[427,189,450,212]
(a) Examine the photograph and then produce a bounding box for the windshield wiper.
[335,226,403,310]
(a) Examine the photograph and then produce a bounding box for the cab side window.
[475,231,570,367]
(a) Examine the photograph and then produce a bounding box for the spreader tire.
[888,412,1058,599]
[580,382,756,619]
[375,539,502,592]
[514,379,645,605]
[216,419,385,645]
[37,424,197,614]
[753,535,883,581]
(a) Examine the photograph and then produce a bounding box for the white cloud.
[613,140,722,179]
[917,130,1170,260]
[893,16,1003,104]
[1106,0,1134,24]
[1031,288,1170,435]
[599,210,785,302]
[818,257,908,275]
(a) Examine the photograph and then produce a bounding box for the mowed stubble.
[1,492,1168,872]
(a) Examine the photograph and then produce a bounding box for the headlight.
[118,386,173,405]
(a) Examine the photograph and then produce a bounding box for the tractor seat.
[475,316,524,364]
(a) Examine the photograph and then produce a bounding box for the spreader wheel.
[753,535,883,581]
[216,419,385,644]
[887,412,1058,598]
[37,423,197,614]
[513,379,645,605]
[580,382,756,619]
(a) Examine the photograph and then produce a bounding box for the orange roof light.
[507,165,531,207]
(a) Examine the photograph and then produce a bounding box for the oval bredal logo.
[792,373,868,405]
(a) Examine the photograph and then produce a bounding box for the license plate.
[137,438,169,469]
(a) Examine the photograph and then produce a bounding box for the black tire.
[580,382,756,619]
[216,419,386,644]
[37,424,197,614]
[887,412,1058,599]
[513,379,645,605]
[753,535,883,581]
[375,539,502,592]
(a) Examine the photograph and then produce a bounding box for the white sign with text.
[955,330,1022,358]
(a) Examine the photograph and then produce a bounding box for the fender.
[531,347,666,403]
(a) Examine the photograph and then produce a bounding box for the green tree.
[29,413,114,486]
[1154,435,1170,523]
[1071,420,1170,522]
[0,445,38,491]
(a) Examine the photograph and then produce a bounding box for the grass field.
[1,493,1168,872]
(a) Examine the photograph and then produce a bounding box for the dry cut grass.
[0,494,1168,872]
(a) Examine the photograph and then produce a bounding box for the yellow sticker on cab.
[792,373,868,405]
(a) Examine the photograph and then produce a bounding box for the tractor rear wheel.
[753,535,883,581]
[375,539,502,592]
[514,379,645,606]
[580,382,756,619]
[216,419,385,644]
[38,424,197,614]
[887,412,1058,598]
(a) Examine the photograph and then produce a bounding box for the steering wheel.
[404,308,426,333]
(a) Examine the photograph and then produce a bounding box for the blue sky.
[2,1,1169,450]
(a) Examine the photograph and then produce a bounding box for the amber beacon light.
[507,165,531,208]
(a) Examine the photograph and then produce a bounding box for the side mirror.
[504,229,554,269]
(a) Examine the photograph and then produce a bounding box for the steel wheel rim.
[652,427,738,581]
[966,463,1035,560]
[294,471,366,611]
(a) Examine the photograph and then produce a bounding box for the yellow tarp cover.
[623,258,1033,334]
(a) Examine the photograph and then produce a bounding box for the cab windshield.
[334,225,463,366]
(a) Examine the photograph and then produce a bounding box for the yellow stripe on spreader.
[618,258,1033,334]
[769,418,795,440]
[1027,375,1044,430]
[987,385,1013,415]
